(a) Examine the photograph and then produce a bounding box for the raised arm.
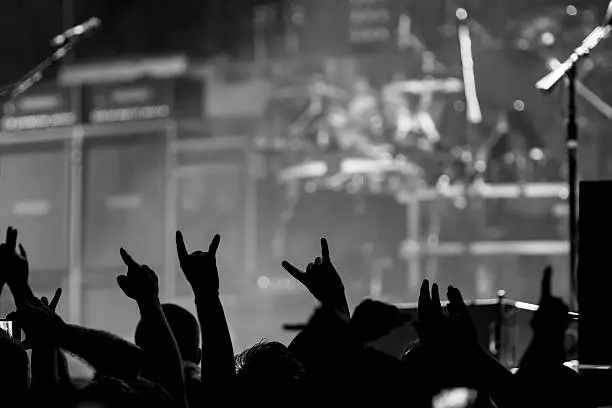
[2,227,142,380]
[412,281,518,408]
[117,248,187,408]
[14,291,142,380]
[176,231,235,385]
[14,298,59,394]
[40,292,74,394]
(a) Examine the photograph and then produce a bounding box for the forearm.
[7,280,36,309]
[329,294,350,323]
[57,349,74,392]
[194,293,235,383]
[137,298,187,408]
[58,324,142,379]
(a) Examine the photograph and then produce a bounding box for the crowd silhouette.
[0,225,599,407]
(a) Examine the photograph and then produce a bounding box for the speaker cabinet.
[82,133,165,271]
[0,141,69,277]
[578,180,612,365]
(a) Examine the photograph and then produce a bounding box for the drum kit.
[255,4,612,300]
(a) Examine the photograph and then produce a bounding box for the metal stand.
[566,65,579,310]
[0,39,78,104]
[536,21,612,310]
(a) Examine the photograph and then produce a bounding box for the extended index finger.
[321,238,330,262]
[541,266,553,299]
[120,248,139,268]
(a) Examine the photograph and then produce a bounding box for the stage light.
[475,160,486,172]
[517,38,530,50]
[257,276,271,289]
[513,100,525,111]
[456,8,468,21]
[541,32,555,46]
[566,5,578,16]
[530,148,544,161]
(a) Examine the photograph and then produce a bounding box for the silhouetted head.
[350,299,412,345]
[72,376,139,408]
[135,303,201,365]
[235,340,306,383]
[72,376,174,408]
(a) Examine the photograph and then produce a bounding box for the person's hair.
[72,375,139,408]
[72,376,174,408]
[235,340,306,383]
[0,327,30,404]
[135,303,201,364]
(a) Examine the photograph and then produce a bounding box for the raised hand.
[41,288,63,313]
[531,266,570,339]
[0,227,29,287]
[117,248,159,304]
[282,238,349,319]
[446,285,479,349]
[415,280,478,355]
[12,294,66,347]
[13,288,63,350]
[175,231,220,296]
[415,280,443,350]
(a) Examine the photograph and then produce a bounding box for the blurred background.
[0,0,611,359]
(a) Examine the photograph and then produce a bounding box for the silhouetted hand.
[0,227,29,288]
[531,266,570,339]
[40,288,63,313]
[282,238,349,319]
[176,231,221,296]
[446,285,479,350]
[415,280,478,356]
[12,295,65,347]
[117,248,159,304]
[415,280,443,351]
[519,266,569,369]
[12,288,63,350]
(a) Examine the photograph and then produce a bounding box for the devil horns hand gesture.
[176,232,221,297]
[282,238,349,321]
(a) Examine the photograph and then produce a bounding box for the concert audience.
[0,225,600,407]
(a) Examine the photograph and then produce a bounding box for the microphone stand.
[536,23,612,311]
[0,37,79,104]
